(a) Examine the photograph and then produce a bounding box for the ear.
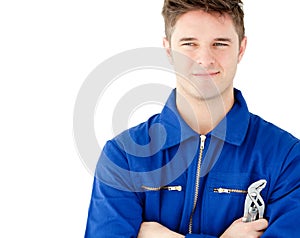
[163,37,173,65]
[238,36,247,63]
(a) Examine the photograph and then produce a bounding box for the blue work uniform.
[85,89,300,237]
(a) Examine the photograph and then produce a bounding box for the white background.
[1,0,299,237]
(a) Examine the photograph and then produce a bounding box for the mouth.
[192,71,220,77]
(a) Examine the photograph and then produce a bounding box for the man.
[85,0,300,237]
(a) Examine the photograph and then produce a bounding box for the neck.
[176,87,234,135]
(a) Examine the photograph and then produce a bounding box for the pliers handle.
[242,179,267,222]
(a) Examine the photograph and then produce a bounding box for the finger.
[250,218,268,231]
[232,217,244,224]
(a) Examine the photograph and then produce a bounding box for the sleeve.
[84,141,144,238]
[262,141,300,237]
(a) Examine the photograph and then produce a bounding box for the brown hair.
[162,0,245,44]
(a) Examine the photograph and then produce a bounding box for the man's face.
[164,10,247,100]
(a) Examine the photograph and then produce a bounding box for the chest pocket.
[142,183,186,230]
[202,172,268,236]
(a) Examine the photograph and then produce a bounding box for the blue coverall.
[85,89,300,237]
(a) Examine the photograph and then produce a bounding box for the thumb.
[250,218,268,231]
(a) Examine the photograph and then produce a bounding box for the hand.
[220,218,268,238]
[138,222,184,238]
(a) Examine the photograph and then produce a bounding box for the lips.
[192,71,220,77]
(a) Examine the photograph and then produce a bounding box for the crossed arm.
[138,218,268,238]
[86,141,300,238]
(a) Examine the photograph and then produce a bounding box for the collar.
[159,88,250,149]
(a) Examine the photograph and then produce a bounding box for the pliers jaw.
[242,179,267,222]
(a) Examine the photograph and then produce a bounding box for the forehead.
[172,10,238,41]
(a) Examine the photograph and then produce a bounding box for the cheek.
[172,52,196,75]
[217,52,239,70]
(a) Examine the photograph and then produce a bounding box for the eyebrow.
[214,38,232,43]
[179,37,198,42]
[179,37,233,43]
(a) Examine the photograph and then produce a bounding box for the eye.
[213,42,229,47]
[181,42,197,47]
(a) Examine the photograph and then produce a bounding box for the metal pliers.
[242,179,267,222]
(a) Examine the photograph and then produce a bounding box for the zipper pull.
[214,188,230,193]
[200,135,206,149]
[166,186,182,191]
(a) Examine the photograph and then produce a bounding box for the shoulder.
[106,113,168,157]
[116,113,162,145]
[248,112,299,151]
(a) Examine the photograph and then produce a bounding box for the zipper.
[141,185,182,192]
[213,188,247,194]
[188,134,206,234]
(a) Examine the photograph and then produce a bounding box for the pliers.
[242,179,267,222]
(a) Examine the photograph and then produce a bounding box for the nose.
[195,47,215,68]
